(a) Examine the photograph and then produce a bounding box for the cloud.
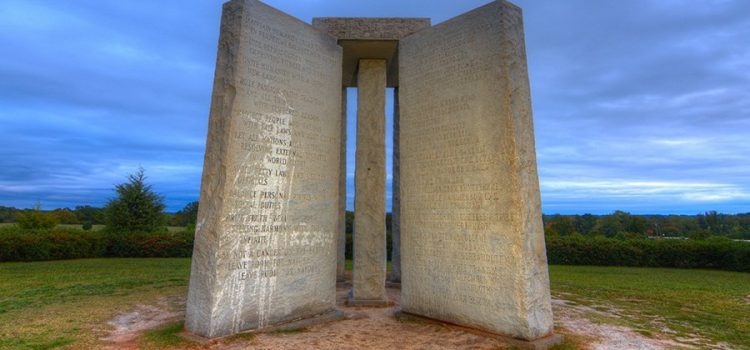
[543,180,749,201]
[0,0,748,215]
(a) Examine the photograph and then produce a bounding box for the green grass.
[0,258,747,349]
[0,258,191,349]
[549,265,750,348]
[139,322,193,350]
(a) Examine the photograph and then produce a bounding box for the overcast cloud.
[0,0,748,214]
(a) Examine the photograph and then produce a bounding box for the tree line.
[0,168,199,232]
[2,168,748,240]
[0,201,199,231]
[544,211,750,240]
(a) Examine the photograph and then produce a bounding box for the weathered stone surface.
[398,0,555,341]
[312,18,431,41]
[312,18,431,87]
[350,59,388,304]
[390,87,401,282]
[336,87,347,282]
[186,0,343,338]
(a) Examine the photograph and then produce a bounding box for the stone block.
[398,0,555,341]
[185,0,343,338]
[350,59,388,305]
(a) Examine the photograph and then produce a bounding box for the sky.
[0,0,749,215]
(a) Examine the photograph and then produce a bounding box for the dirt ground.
[101,284,695,350]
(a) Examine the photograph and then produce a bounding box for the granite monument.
[187,0,559,347]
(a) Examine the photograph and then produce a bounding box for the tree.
[546,215,577,236]
[624,214,648,235]
[574,214,597,235]
[0,206,17,223]
[74,205,105,225]
[52,208,78,224]
[688,229,712,240]
[171,201,199,227]
[16,203,58,230]
[104,168,166,233]
[594,211,626,237]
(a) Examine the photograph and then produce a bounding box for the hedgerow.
[546,235,750,272]
[0,225,193,262]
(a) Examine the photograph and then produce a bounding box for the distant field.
[0,259,747,349]
[0,223,186,232]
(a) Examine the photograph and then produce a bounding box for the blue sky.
[1,0,749,214]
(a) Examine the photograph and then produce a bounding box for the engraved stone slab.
[186,0,343,338]
[350,59,388,305]
[399,0,555,341]
[312,18,431,41]
[312,18,431,87]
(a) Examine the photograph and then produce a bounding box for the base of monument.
[347,297,393,307]
[385,280,401,289]
[336,280,351,289]
[395,311,564,350]
[181,309,345,343]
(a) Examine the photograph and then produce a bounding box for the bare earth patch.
[222,287,503,350]
[552,298,688,350]
[101,296,184,349]
[101,286,708,349]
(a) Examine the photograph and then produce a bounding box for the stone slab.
[351,59,388,304]
[312,18,431,88]
[312,18,430,40]
[395,312,564,350]
[398,0,556,341]
[185,0,343,338]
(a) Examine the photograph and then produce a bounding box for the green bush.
[106,231,193,258]
[0,226,107,261]
[16,209,59,230]
[0,226,193,262]
[2,223,747,272]
[546,236,750,272]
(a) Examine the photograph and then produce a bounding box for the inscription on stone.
[186,0,342,338]
[399,1,554,341]
[187,0,558,345]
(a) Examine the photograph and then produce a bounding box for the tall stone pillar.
[390,87,401,283]
[185,0,343,338]
[337,87,347,282]
[350,59,388,305]
[398,1,559,345]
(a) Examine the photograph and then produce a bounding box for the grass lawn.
[0,259,747,349]
[549,265,750,348]
[0,258,191,350]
